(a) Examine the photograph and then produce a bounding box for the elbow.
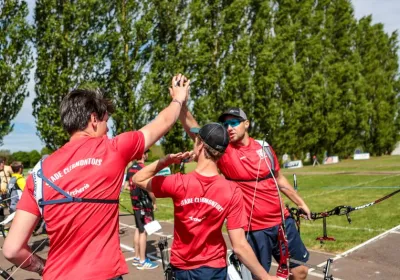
[131,175,144,190]
[231,242,247,258]
[3,241,20,262]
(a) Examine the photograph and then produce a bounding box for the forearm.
[276,173,306,207]
[179,105,199,140]
[234,242,272,280]
[153,100,183,133]
[4,245,45,275]
[149,191,156,204]
[132,157,169,190]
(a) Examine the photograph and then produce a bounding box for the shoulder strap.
[32,160,45,215]
[262,143,276,175]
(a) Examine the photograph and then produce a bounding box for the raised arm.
[139,74,190,151]
[179,105,200,141]
[132,152,190,192]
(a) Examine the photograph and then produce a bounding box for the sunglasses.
[223,119,243,128]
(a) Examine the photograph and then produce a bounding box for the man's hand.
[298,203,312,220]
[169,74,190,105]
[164,151,192,165]
[153,203,157,211]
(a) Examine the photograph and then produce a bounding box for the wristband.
[171,99,182,107]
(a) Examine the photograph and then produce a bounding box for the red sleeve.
[16,175,41,217]
[226,185,247,230]
[151,174,184,199]
[112,131,145,164]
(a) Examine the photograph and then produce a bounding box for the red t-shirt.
[217,137,289,231]
[151,171,247,270]
[17,132,145,280]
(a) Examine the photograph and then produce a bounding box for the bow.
[289,188,400,242]
[259,144,334,280]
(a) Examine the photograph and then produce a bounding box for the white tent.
[391,142,400,155]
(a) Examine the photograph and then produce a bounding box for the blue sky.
[2,0,400,152]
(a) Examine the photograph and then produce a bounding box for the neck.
[195,157,219,177]
[234,133,250,147]
[70,130,92,142]
[137,160,145,164]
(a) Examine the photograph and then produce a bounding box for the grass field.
[120,155,400,253]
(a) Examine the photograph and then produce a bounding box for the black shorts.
[134,209,154,233]
[247,217,309,272]
[171,265,227,280]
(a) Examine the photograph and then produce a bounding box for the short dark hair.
[60,89,115,135]
[11,161,23,173]
[0,157,4,164]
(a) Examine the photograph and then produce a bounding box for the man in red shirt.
[132,123,278,280]
[2,74,190,280]
[179,107,312,280]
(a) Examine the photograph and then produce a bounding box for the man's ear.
[90,113,98,131]
[244,120,250,130]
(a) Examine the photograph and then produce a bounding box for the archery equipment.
[158,237,174,280]
[0,266,14,280]
[289,188,400,242]
[259,140,334,280]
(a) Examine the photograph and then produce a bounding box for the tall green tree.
[141,0,192,165]
[0,0,32,145]
[33,0,109,150]
[104,0,153,135]
[356,16,400,155]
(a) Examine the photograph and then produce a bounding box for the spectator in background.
[8,161,26,213]
[0,158,13,219]
[126,150,159,270]
[0,158,12,196]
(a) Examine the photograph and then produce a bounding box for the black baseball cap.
[218,107,248,122]
[190,123,229,153]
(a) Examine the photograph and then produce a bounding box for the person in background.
[0,158,13,220]
[126,149,159,269]
[8,161,26,214]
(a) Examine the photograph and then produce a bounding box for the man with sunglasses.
[179,107,312,280]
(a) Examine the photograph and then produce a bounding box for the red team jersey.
[151,171,247,269]
[218,137,289,231]
[17,132,145,280]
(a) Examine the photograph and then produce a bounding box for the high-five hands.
[169,74,190,106]
[164,151,192,166]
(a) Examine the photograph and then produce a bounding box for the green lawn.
[120,156,400,253]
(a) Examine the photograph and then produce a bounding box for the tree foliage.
[33,0,109,150]
[25,0,400,159]
[0,0,32,145]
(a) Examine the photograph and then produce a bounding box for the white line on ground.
[330,224,400,262]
